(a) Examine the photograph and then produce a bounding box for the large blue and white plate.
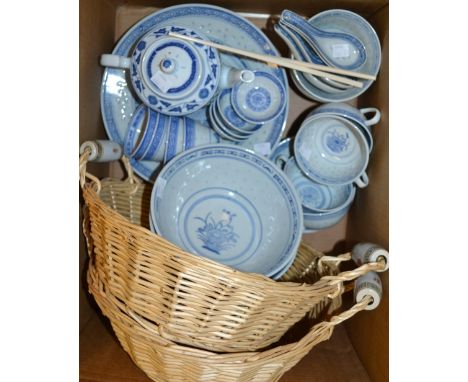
[101,4,288,182]
[150,144,303,279]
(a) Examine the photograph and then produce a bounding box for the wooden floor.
[80,310,372,382]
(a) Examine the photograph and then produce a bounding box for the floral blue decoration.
[326,130,349,153]
[195,210,239,254]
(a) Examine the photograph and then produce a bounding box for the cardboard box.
[79,1,388,381]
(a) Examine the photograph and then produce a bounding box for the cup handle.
[100,54,131,69]
[275,155,289,170]
[360,108,381,127]
[355,172,369,188]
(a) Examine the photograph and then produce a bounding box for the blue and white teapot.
[101,25,250,116]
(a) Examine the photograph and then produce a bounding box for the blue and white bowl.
[280,10,367,71]
[231,71,286,124]
[282,9,381,103]
[284,157,356,213]
[294,114,370,188]
[303,203,351,231]
[124,105,219,162]
[308,103,381,152]
[216,88,262,134]
[123,104,149,158]
[150,144,303,279]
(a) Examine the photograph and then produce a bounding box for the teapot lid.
[130,26,220,116]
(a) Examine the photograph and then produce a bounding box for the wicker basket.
[80,150,384,354]
[87,255,372,382]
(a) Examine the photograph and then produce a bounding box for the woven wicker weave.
[80,151,384,354]
[86,256,372,382]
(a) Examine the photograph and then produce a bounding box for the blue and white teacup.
[308,102,380,151]
[295,114,370,188]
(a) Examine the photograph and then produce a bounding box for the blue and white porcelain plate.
[101,4,288,182]
[150,144,303,279]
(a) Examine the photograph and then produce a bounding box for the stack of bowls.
[308,102,381,152]
[123,104,220,165]
[284,157,356,233]
[208,70,287,142]
[274,9,381,102]
[270,103,378,233]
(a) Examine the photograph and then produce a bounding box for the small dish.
[284,157,356,212]
[231,71,286,124]
[209,103,250,142]
[216,88,262,133]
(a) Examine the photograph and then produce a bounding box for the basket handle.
[295,295,374,350]
[79,143,141,192]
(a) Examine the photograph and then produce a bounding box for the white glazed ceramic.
[219,66,255,89]
[124,106,219,162]
[303,227,319,234]
[136,111,170,161]
[303,204,351,231]
[303,9,381,99]
[100,4,288,182]
[163,116,185,163]
[101,25,221,116]
[280,10,367,70]
[308,103,380,152]
[123,104,149,158]
[269,137,294,169]
[209,103,250,142]
[294,114,369,188]
[274,25,344,95]
[215,89,258,134]
[150,144,303,279]
[284,157,356,212]
[286,9,381,103]
[232,71,286,124]
[279,26,349,92]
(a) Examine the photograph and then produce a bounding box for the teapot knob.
[160,58,176,74]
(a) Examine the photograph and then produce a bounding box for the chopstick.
[168,32,375,88]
